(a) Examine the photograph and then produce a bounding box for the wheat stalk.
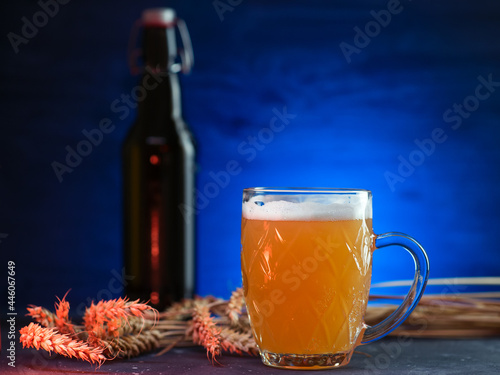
[84,297,156,339]
[226,288,245,328]
[162,298,195,320]
[371,277,500,288]
[26,305,57,328]
[366,277,500,338]
[21,294,163,365]
[98,330,162,359]
[20,323,106,366]
[220,327,258,355]
[116,316,155,336]
[54,292,76,334]
[189,301,222,362]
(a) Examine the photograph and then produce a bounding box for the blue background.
[1,0,499,313]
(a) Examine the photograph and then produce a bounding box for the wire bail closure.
[128,13,194,76]
[174,19,194,74]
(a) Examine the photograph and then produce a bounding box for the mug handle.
[361,232,430,344]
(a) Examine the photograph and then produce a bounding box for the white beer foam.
[242,195,372,221]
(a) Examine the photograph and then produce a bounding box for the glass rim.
[243,187,371,194]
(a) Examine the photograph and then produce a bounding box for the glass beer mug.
[240,188,429,370]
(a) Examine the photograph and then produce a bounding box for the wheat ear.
[54,292,75,334]
[225,287,245,328]
[26,306,57,328]
[162,298,195,320]
[19,323,106,366]
[190,301,221,362]
[99,330,162,359]
[220,327,258,355]
[84,297,157,338]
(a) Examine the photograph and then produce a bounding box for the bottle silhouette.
[122,8,195,310]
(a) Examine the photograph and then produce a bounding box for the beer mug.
[241,188,429,370]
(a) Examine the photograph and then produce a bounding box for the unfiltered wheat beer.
[241,199,373,355]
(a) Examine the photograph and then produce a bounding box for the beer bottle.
[122,8,196,310]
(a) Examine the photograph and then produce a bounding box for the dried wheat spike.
[220,327,258,355]
[99,330,162,359]
[26,306,57,328]
[106,316,155,338]
[118,316,155,336]
[163,298,195,320]
[226,288,245,327]
[190,301,221,362]
[19,323,106,366]
[83,297,157,338]
[54,292,75,334]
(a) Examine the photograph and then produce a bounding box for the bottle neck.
[137,27,182,132]
[143,26,177,71]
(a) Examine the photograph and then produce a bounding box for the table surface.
[1,337,500,375]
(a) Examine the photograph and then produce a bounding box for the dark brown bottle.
[122,8,195,310]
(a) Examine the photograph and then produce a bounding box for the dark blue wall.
[1,0,499,312]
